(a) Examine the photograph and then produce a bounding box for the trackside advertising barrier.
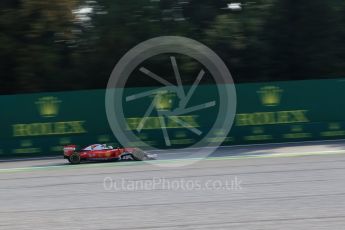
[1,78,345,158]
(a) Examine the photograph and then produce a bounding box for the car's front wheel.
[131,149,147,161]
[69,153,81,164]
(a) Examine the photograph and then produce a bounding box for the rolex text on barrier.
[0,79,345,158]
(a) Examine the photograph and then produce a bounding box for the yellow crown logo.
[154,91,176,111]
[257,86,283,107]
[36,96,61,118]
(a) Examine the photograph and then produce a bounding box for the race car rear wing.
[63,145,77,155]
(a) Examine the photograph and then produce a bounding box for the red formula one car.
[63,144,156,164]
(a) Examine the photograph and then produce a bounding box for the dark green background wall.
[1,78,345,158]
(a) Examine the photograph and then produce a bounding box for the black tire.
[69,153,81,164]
[131,149,147,161]
[120,153,134,161]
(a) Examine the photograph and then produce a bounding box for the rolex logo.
[36,97,61,118]
[257,86,283,107]
[154,91,176,111]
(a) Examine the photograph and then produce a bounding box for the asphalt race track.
[1,140,345,229]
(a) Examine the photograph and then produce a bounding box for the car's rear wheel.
[69,153,81,164]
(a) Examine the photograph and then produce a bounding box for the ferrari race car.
[63,144,156,164]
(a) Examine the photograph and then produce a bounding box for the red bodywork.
[63,144,137,161]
